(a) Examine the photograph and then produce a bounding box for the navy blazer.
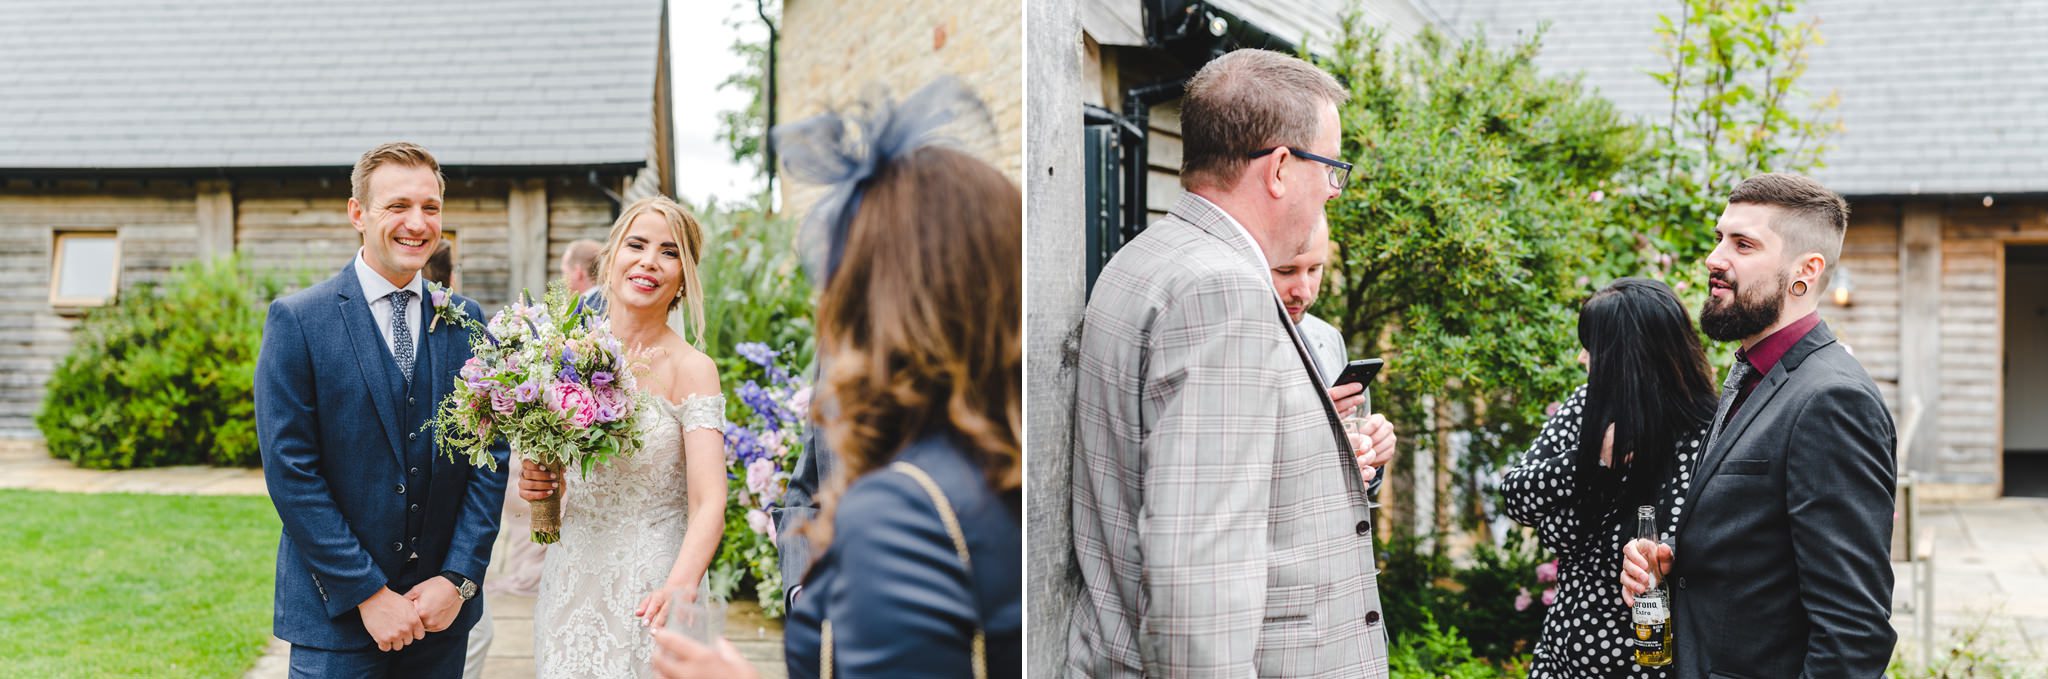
[783,431,1022,678]
[255,263,509,650]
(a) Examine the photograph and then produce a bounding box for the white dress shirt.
[353,250,424,360]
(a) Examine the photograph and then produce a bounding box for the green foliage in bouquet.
[37,256,305,469]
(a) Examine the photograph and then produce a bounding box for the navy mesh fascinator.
[769,76,994,283]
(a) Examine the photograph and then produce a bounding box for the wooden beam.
[195,180,235,260]
[507,178,549,302]
[1898,202,1943,477]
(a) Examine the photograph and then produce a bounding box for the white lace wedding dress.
[534,391,724,678]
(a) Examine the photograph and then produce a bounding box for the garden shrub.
[36,256,301,469]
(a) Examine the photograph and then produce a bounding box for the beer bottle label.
[1631,596,1667,624]
[1633,620,1666,650]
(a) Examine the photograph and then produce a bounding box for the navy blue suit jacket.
[255,263,509,650]
[782,431,1022,678]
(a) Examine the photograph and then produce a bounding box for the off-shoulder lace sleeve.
[675,393,725,433]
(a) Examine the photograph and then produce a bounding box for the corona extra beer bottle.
[1632,505,1674,667]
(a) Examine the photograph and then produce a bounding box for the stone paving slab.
[1890,498,2048,667]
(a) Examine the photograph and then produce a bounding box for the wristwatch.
[440,571,478,601]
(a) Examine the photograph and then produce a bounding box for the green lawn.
[0,490,278,677]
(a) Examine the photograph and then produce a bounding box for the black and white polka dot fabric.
[1500,384,1708,679]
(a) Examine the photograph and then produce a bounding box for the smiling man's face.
[350,163,444,287]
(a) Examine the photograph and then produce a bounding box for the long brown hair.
[804,146,1022,555]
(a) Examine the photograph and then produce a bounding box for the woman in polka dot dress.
[1502,278,1721,679]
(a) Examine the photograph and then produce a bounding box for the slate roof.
[0,0,664,171]
[1433,0,2048,196]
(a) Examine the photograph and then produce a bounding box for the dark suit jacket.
[774,362,832,604]
[255,263,509,650]
[1671,321,1896,678]
[780,430,1022,678]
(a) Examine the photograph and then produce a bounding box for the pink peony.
[551,382,599,428]
[1514,588,1533,612]
[747,508,775,541]
[1536,559,1558,584]
[747,457,781,506]
[790,386,812,419]
[1541,586,1557,607]
[1545,401,1562,417]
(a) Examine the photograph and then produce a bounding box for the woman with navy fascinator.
[651,76,1023,678]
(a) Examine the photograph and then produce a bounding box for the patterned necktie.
[389,290,415,382]
[1707,359,1754,445]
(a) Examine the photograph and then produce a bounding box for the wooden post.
[195,180,235,260]
[1897,202,1943,477]
[507,179,549,302]
[1026,0,1084,669]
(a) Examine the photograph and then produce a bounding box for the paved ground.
[1892,498,2048,668]
[0,441,786,678]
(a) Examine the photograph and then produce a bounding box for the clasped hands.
[359,578,465,652]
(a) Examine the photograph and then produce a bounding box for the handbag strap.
[821,460,987,679]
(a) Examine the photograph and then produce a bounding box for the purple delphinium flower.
[736,342,777,369]
[722,424,766,465]
[736,381,789,431]
[557,365,582,385]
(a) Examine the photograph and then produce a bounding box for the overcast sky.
[667,0,771,207]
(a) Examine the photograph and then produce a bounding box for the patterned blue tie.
[389,290,415,382]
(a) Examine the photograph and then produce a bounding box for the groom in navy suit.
[256,142,509,677]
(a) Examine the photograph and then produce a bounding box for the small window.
[49,232,121,307]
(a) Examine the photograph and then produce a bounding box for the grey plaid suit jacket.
[1067,194,1390,678]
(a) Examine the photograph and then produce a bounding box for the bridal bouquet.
[423,281,644,543]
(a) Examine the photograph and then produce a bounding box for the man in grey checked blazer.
[1069,49,1397,678]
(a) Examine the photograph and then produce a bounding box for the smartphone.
[1332,358,1384,390]
[1333,358,1385,417]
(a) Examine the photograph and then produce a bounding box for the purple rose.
[430,287,449,308]
[490,387,516,415]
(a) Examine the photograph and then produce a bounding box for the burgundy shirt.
[1724,310,1823,424]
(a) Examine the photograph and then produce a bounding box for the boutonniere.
[426,281,467,332]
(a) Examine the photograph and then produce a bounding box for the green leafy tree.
[1621,0,1839,332]
[1316,19,1643,542]
[715,1,777,185]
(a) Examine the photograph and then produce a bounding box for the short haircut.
[1179,49,1348,191]
[350,142,445,206]
[564,239,604,281]
[1727,173,1850,289]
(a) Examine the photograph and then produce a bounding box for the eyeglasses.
[1246,146,1352,189]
